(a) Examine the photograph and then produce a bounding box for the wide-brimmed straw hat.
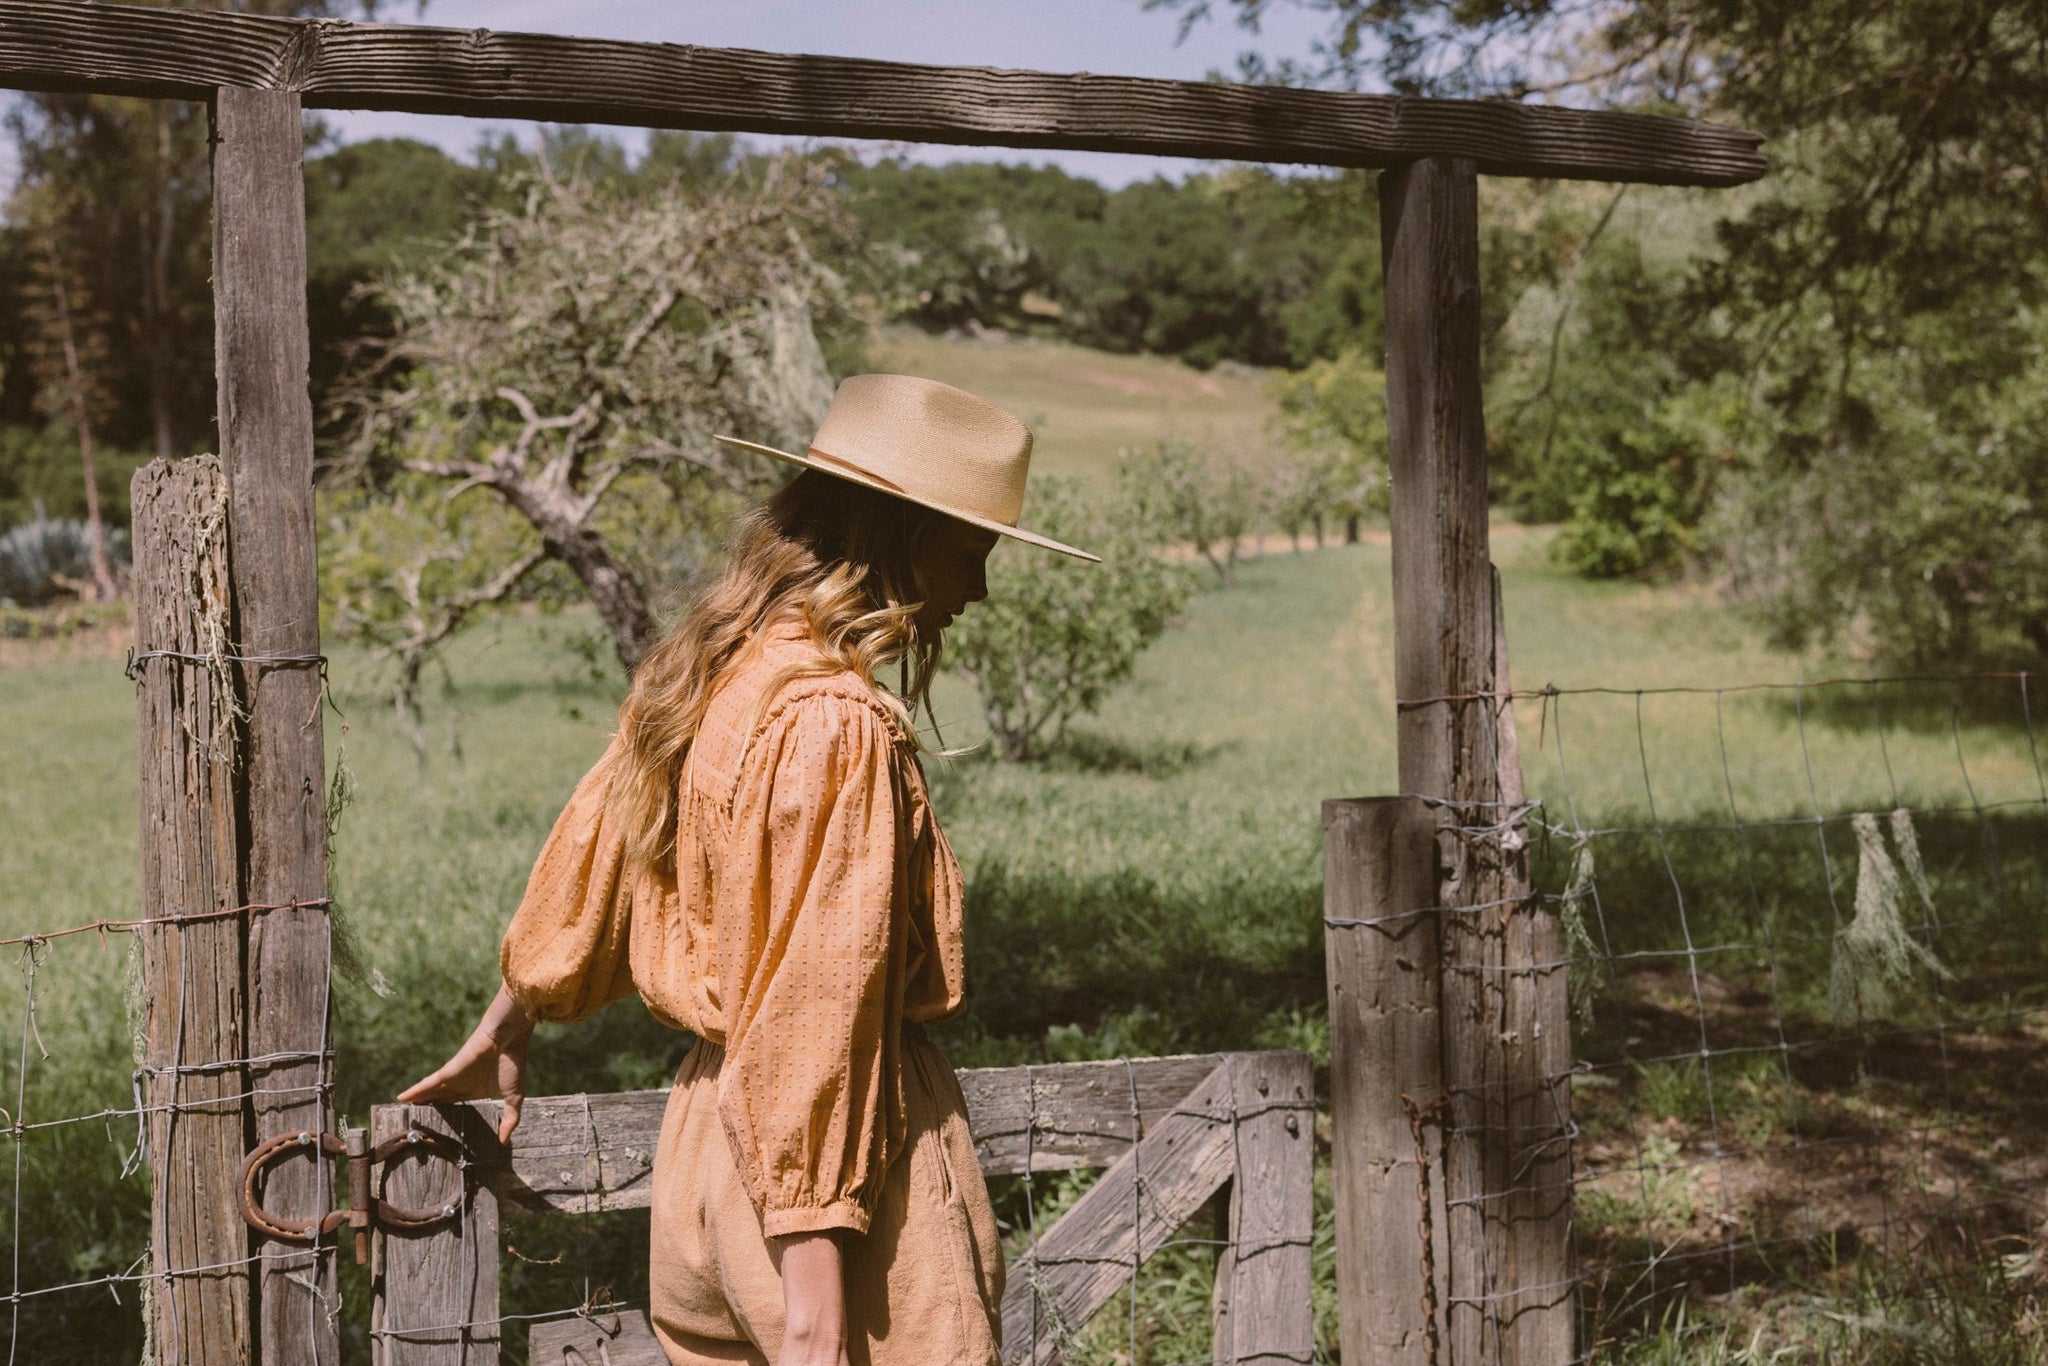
[713,374,1099,562]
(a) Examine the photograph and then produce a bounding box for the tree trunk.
[39,230,117,600]
[147,100,178,460]
[492,480,658,672]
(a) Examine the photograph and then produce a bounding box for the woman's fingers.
[395,1066,453,1104]
[497,1091,523,1145]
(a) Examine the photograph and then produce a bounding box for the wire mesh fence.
[1517,672,2048,1356]
[0,898,340,1364]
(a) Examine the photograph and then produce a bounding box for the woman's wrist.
[483,983,536,1045]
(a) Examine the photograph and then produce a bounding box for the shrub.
[0,516,128,607]
[942,474,1195,761]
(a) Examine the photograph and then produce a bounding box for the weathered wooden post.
[213,86,338,1364]
[1377,156,1575,1362]
[1323,795,1449,1362]
[133,455,251,1366]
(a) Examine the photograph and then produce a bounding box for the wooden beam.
[378,1054,1239,1216]
[528,1315,663,1366]
[132,455,251,1366]
[1002,1059,1241,1366]
[1211,1052,1317,1366]
[1381,157,1574,1363]
[371,1103,502,1366]
[0,1,1765,186]
[212,85,337,1366]
[1322,795,1449,1364]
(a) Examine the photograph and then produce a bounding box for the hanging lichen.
[1889,806,1937,923]
[1560,836,1607,1028]
[1830,810,1951,1024]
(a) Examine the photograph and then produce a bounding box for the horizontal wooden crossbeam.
[390,1053,1244,1216]
[0,1,1765,186]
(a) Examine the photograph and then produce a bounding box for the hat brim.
[712,434,1101,562]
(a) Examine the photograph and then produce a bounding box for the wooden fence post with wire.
[0,3,1767,1359]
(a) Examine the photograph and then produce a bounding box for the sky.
[0,0,1339,197]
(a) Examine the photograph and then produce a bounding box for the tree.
[1120,439,1268,586]
[1,1,408,460]
[303,136,491,402]
[944,474,1195,761]
[1267,346,1388,544]
[839,158,1107,332]
[1165,0,2048,659]
[320,476,545,750]
[10,183,120,598]
[326,156,857,683]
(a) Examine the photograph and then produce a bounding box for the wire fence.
[0,896,341,1364]
[1517,671,2048,1356]
[6,666,2046,1363]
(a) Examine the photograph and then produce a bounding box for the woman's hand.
[397,984,536,1145]
[771,1232,849,1366]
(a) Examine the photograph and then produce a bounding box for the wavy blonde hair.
[609,469,949,870]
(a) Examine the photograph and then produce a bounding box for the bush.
[943,474,1195,761]
[0,516,128,607]
[1120,439,1265,586]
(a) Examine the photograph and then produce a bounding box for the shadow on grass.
[1751,670,2048,739]
[1027,729,1231,777]
[937,857,1326,1064]
[1548,806,2048,1349]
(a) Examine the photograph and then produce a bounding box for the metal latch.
[238,1125,468,1263]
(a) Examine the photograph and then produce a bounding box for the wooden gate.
[368,1051,1314,1365]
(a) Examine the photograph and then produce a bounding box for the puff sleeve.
[715,692,911,1238]
[497,741,642,1025]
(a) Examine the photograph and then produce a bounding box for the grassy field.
[2,336,2044,1360]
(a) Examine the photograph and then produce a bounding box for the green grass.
[3,335,2045,1359]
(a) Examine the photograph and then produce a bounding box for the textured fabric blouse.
[498,621,968,1237]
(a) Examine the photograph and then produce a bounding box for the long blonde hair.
[610,469,948,869]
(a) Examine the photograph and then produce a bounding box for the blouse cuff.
[760,1198,873,1239]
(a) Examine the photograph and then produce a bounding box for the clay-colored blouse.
[498,622,967,1237]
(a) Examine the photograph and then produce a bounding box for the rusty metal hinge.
[238,1124,467,1263]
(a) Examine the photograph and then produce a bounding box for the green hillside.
[870,327,1280,485]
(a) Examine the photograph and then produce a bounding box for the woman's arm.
[396,984,535,1144]
[772,1232,848,1366]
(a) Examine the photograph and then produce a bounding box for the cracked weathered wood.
[133,454,251,1366]
[372,1102,502,1366]
[214,86,339,1365]
[1323,795,1450,1363]
[1381,157,1574,1364]
[375,1053,1314,1364]
[389,1053,1237,1217]
[0,1,1763,185]
[1210,1051,1317,1366]
[1000,1059,1241,1365]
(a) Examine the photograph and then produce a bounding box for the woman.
[399,374,1095,1366]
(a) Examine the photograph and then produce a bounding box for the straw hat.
[713,374,1098,562]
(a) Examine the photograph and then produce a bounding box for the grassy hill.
[870,327,1280,485]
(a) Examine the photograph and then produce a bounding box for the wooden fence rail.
[0,0,1764,185]
[368,1051,1314,1366]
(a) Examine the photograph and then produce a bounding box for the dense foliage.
[840,158,1385,368]
[1160,0,2048,661]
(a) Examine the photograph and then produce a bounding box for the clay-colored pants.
[649,1030,1005,1364]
